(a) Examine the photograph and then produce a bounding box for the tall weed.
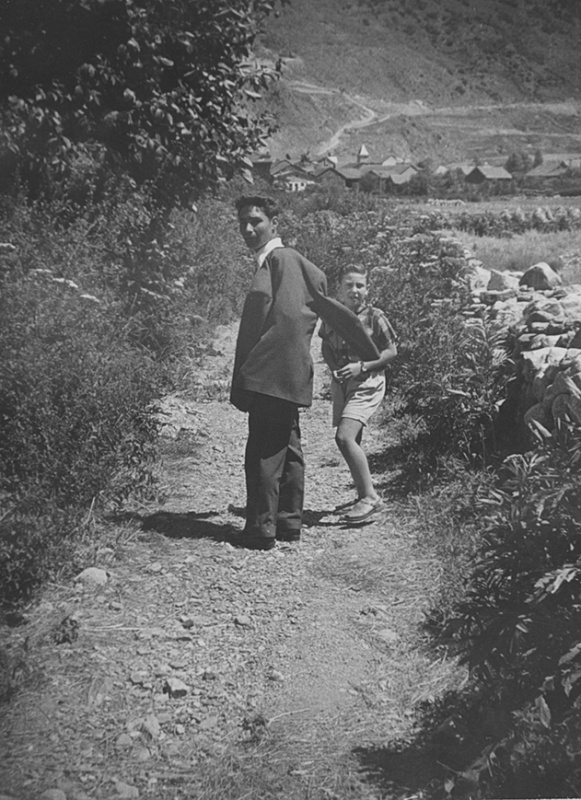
[431,422,581,798]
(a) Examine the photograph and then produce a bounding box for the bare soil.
[0,324,463,800]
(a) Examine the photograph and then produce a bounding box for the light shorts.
[331,371,386,428]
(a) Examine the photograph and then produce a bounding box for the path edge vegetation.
[1,4,581,797]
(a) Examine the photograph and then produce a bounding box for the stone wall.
[464,257,581,436]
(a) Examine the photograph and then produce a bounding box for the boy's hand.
[334,362,362,382]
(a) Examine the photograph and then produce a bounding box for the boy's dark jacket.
[230,246,380,411]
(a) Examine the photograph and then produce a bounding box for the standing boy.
[231,196,379,550]
[320,266,397,523]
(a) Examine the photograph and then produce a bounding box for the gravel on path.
[0,323,463,800]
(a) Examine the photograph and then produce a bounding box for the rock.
[268,669,285,682]
[561,293,581,322]
[533,334,563,349]
[532,369,552,402]
[75,567,108,586]
[551,393,581,425]
[164,677,189,698]
[557,331,576,348]
[376,628,399,645]
[480,288,516,304]
[466,264,491,291]
[524,403,551,431]
[189,614,214,627]
[129,671,149,686]
[490,298,522,327]
[148,562,163,574]
[115,781,139,799]
[520,348,555,381]
[199,715,219,730]
[529,322,552,334]
[142,714,161,740]
[116,733,133,750]
[563,352,581,373]
[520,262,562,290]
[40,791,67,800]
[234,615,252,628]
[542,376,569,413]
[567,395,581,425]
[133,746,152,762]
[487,269,521,291]
[525,298,565,324]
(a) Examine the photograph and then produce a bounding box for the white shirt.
[254,237,284,269]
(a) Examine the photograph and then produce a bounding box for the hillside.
[259,0,581,163]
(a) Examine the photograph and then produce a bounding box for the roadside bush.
[371,231,513,485]
[449,422,581,695]
[0,238,161,606]
[425,421,581,798]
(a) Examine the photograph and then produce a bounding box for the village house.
[270,161,315,191]
[440,162,476,178]
[522,158,580,192]
[250,152,274,182]
[465,164,513,185]
[362,163,419,194]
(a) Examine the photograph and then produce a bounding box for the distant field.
[413,196,581,213]
[392,196,581,284]
[450,228,581,286]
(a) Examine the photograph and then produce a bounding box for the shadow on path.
[141,510,235,541]
[353,744,445,798]
[228,505,342,529]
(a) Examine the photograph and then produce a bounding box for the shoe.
[334,498,358,512]
[276,530,301,542]
[342,497,384,524]
[235,532,276,551]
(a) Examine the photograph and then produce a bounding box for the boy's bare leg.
[335,418,379,501]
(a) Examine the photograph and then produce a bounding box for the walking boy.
[231,197,380,550]
[320,266,397,523]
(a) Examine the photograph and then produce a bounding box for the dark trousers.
[244,393,304,539]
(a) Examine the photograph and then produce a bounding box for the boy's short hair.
[235,195,280,220]
[339,264,368,282]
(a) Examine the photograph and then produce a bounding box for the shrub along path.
[0,324,462,800]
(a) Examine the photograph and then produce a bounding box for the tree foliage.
[0,0,285,203]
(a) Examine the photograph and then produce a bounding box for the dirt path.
[0,324,461,800]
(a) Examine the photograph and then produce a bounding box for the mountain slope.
[259,0,581,162]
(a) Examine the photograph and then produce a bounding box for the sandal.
[342,497,384,523]
[334,498,359,512]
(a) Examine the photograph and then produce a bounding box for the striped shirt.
[319,305,396,368]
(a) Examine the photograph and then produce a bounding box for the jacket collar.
[254,237,283,269]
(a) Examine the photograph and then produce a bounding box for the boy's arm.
[334,342,397,382]
[362,342,397,372]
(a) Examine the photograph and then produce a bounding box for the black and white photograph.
[1,1,581,798]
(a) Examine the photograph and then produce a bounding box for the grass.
[452,227,581,282]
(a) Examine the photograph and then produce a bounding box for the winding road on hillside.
[0,323,462,800]
[286,79,581,156]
